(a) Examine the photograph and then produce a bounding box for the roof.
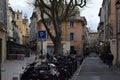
[30,12,38,19]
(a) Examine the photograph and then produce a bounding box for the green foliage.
[99,42,110,63]
[89,41,97,52]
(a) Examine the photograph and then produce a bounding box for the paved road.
[1,54,37,80]
[72,53,120,80]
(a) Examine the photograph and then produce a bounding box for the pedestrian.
[107,52,114,69]
[84,46,89,57]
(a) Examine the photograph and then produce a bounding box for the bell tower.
[15,10,22,22]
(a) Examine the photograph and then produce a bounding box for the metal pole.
[116,8,118,66]
[41,39,43,55]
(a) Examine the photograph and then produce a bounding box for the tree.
[33,0,86,55]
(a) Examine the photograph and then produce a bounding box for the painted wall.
[0,28,6,63]
[110,39,117,65]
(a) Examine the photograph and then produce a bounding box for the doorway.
[70,46,75,51]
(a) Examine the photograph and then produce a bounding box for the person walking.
[107,53,114,69]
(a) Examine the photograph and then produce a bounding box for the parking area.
[1,53,83,80]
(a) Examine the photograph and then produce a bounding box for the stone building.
[116,0,120,66]
[29,12,38,51]
[98,0,119,64]
[30,8,87,57]
[6,6,30,60]
[14,10,29,45]
[89,32,98,46]
[0,0,8,63]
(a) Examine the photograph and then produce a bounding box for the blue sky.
[9,0,103,31]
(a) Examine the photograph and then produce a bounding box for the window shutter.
[74,33,76,40]
[67,21,70,28]
[74,22,76,27]
[68,32,70,41]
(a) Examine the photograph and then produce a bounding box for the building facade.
[29,12,38,51]
[109,0,117,65]
[89,32,98,46]
[14,10,30,45]
[66,17,87,56]
[98,7,105,43]
[0,0,8,63]
[98,0,120,65]
[6,5,30,60]
[116,0,120,66]
[7,7,14,41]
[0,23,6,63]
[30,8,87,57]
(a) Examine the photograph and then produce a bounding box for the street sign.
[38,30,46,40]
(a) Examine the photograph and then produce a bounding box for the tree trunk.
[53,36,62,55]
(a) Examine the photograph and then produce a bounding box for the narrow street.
[71,53,120,80]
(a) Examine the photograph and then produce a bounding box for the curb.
[70,59,85,80]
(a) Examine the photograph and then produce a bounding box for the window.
[68,32,76,41]
[70,33,74,40]
[70,46,75,50]
[70,21,74,27]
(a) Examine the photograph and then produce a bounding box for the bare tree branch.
[40,10,55,41]
[32,0,87,54]
[40,0,51,10]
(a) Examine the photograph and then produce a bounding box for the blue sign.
[38,30,46,39]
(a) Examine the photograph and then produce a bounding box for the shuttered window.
[68,32,76,41]
[70,21,74,27]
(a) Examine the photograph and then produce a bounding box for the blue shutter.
[74,33,76,41]
[68,32,70,41]
[74,22,76,27]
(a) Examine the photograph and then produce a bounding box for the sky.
[9,0,103,31]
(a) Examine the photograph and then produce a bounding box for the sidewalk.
[71,53,120,80]
[1,54,37,80]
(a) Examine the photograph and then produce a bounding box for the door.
[70,46,75,51]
